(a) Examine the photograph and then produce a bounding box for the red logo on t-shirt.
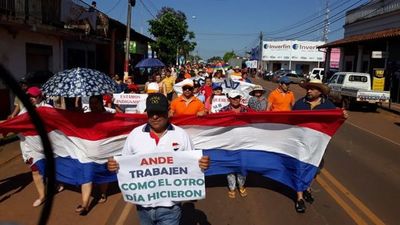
[172,142,180,151]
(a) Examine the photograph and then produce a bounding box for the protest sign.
[113,93,147,113]
[211,95,249,113]
[115,151,205,204]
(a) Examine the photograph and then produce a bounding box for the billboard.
[262,41,325,62]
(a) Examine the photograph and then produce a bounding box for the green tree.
[187,54,202,64]
[148,7,196,65]
[207,56,223,64]
[223,51,237,62]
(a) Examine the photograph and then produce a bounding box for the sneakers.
[295,199,306,213]
[303,190,314,204]
[228,190,236,198]
[239,187,248,197]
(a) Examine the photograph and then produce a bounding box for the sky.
[85,0,370,60]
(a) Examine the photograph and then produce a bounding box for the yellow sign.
[372,77,385,91]
[373,68,384,78]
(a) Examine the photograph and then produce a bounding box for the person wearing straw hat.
[292,79,348,213]
[248,85,267,111]
[294,79,334,110]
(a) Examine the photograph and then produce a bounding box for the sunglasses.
[230,96,241,100]
[147,111,168,117]
[182,87,194,91]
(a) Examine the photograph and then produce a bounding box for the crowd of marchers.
[4,62,347,223]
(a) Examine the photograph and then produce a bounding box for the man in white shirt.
[108,93,209,225]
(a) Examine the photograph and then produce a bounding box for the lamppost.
[124,0,135,79]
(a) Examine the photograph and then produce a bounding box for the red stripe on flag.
[0,108,345,139]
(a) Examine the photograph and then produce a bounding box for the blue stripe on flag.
[36,157,117,185]
[203,149,318,191]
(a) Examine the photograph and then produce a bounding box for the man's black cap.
[146,93,169,113]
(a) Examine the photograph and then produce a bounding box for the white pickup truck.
[327,72,390,111]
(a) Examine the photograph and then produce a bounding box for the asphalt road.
[0,78,399,225]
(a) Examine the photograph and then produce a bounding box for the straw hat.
[299,79,330,95]
[249,85,265,96]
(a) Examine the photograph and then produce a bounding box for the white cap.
[181,78,194,87]
[227,90,242,98]
[147,82,159,93]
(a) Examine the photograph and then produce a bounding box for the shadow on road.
[180,202,211,225]
[205,173,295,201]
[60,181,121,213]
[0,172,32,203]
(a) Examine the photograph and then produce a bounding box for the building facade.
[261,40,326,75]
[320,0,400,103]
[0,0,153,119]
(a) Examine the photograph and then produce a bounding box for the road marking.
[321,169,386,225]
[115,203,134,225]
[346,121,400,147]
[316,175,369,225]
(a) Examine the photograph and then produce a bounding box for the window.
[328,75,338,84]
[337,75,345,84]
[349,75,367,82]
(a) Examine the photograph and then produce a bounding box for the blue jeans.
[136,204,181,225]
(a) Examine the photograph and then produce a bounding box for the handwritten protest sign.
[211,95,229,113]
[211,95,249,113]
[113,93,147,113]
[115,151,205,204]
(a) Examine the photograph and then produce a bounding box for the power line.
[139,0,156,18]
[196,32,258,37]
[146,0,160,14]
[264,0,349,36]
[285,0,392,40]
[269,0,367,40]
[105,0,122,14]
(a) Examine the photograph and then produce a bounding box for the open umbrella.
[42,68,116,97]
[135,58,165,68]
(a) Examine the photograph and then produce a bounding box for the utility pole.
[322,0,329,43]
[124,0,135,79]
[259,31,263,75]
[323,0,330,79]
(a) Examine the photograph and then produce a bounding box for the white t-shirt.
[121,123,194,208]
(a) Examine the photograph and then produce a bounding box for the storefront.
[262,41,325,75]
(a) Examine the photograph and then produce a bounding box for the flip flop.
[33,198,45,207]
[56,185,64,193]
[75,205,87,213]
[98,194,107,203]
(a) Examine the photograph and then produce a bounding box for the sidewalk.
[379,101,400,114]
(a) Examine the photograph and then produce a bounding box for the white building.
[262,40,325,75]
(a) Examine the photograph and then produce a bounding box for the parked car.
[270,69,295,82]
[327,72,390,111]
[263,71,273,80]
[323,68,339,82]
[281,73,306,84]
[308,68,325,80]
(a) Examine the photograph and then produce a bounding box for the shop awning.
[318,27,400,48]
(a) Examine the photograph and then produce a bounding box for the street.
[0,79,399,225]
